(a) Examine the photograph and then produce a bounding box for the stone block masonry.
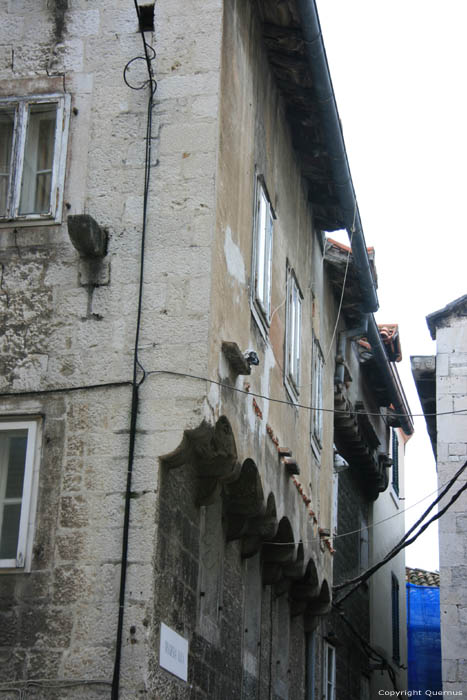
[0,0,223,696]
[435,323,467,693]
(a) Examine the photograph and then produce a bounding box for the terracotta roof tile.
[326,237,375,255]
[406,566,440,587]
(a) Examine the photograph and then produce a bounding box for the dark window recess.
[392,430,399,496]
[138,4,155,32]
[391,573,400,664]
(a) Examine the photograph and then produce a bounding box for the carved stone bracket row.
[334,390,390,501]
[160,416,331,617]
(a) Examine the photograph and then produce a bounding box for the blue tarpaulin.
[406,582,442,693]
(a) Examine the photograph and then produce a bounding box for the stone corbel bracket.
[160,416,332,616]
[159,415,241,505]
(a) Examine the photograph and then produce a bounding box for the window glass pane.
[5,433,27,498]
[286,273,301,391]
[253,184,273,321]
[324,645,336,700]
[294,294,301,381]
[0,109,15,217]
[256,191,267,305]
[0,429,28,561]
[312,341,324,445]
[0,503,21,558]
[19,103,57,215]
[263,209,273,315]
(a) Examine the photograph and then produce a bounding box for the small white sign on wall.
[159,622,189,682]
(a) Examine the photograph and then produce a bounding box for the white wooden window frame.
[251,176,274,335]
[311,337,324,451]
[323,642,336,700]
[0,419,40,571]
[0,93,70,226]
[284,266,302,401]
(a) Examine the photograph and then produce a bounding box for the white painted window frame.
[0,419,41,571]
[0,93,70,226]
[251,176,274,336]
[284,265,302,401]
[311,337,324,451]
[323,642,336,700]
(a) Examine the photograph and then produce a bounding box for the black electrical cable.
[334,460,467,605]
[335,458,467,593]
[1,369,465,419]
[111,13,156,699]
[145,368,467,419]
[332,605,398,691]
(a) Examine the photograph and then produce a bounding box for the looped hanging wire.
[123,46,157,93]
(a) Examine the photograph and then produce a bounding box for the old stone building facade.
[324,242,411,698]
[412,295,467,695]
[0,1,413,698]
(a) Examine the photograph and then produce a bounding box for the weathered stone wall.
[0,0,343,696]
[149,462,308,699]
[436,322,467,694]
[0,0,223,696]
[0,388,132,697]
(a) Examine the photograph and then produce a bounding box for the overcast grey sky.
[316,0,467,571]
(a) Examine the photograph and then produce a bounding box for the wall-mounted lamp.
[136,3,155,32]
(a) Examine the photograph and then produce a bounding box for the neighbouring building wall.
[370,427,408,695]
[435,321,467,693]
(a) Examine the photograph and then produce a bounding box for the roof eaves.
[426,294,467,339]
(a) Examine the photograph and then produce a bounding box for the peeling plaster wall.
[210,0,337,598]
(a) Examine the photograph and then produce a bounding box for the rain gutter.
[294,0,414,435]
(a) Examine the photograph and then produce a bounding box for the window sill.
[0,565,29,574]
[0,215,62,228]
